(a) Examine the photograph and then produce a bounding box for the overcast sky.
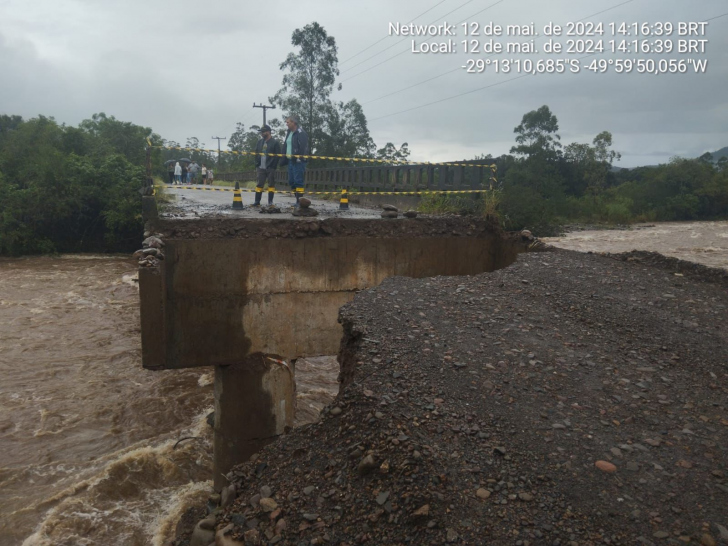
[1,0,726,167]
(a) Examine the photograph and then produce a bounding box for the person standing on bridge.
[173,161,182,185]
[167,161,175,185]
[280,115,309,208]
[188,160,199,184]
[253,125,281,207]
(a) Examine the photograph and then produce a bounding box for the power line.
[341,0,488,76]
[704,11,728,22]
[363,68,460,105]
[341,0,504,83]
[215,107,255,150]
[368,74,530,122]
[339,0,450,66]
[360,0,514,104]
[363,0,635,111]
[572,0,634,22]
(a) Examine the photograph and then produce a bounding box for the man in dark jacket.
[253,125,282,206]
[279,115,309,207]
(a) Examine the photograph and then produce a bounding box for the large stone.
[382,204,398,212]
[381,211,398,219]
[259,497,278,512]
[221,484,236,508]
[190,522,215,546]
[216,523,244,546]
[293,207,319,217]
[595,460,617,473]
[476,488,491,500]
[358,454,378,475]
[298,197,312,208]
[143,236,165,248]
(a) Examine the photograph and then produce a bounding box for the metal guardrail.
[216,163,496,193]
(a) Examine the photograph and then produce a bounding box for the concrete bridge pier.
[213,356,294,489]
[139,217,523,490]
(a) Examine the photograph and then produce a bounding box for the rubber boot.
[252,188,262,207]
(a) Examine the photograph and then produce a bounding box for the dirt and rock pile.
[175,249,728,546]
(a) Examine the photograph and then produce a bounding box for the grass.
[417,190,502,221]
[152,177,172,204]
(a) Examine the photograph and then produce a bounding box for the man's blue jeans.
[287,161,306,190]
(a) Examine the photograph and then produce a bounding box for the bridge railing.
[216,162,495,193]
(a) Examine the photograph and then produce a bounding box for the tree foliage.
[510,105,562,160]
[271,22,339,153]
[317,100,375,163]
[376,142,411,164]
[492,106,728,235]
[0,114,153,255]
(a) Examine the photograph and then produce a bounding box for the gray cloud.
[1,0,726,167]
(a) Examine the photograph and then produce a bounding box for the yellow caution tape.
[151,145,498,170]
[163,185,494,196]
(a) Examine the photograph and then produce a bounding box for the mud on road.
[177,249,728,546]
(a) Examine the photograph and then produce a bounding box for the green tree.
[271,22,339,153]
[510,105,561,161]
[317,100,375,164]
[79,112,157,164]
[376,142,410,164]
[563,131,621,198]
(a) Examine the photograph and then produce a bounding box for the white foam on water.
[197,372,214,388]
[21,407,214,546]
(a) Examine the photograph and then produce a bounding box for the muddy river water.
[543,220,728,270]
[0,256,338,546]
[1,221,726,545]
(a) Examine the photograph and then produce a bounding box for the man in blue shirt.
[279,115,309,208]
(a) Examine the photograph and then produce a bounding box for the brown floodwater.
[0,255,338,546]
[542,220,728,270]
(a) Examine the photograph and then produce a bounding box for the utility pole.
[211,136,226,170]
[253,103,276,126]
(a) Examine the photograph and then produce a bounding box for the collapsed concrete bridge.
[138,210,527,488]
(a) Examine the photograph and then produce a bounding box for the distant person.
[207,167,213,184]
[173,162,182,184]
[181,162,188,185]
[280,115,309,208]
[201,163,208,185]
[188,161,199,184]
[253,125,281,207]
[167,161,175,185]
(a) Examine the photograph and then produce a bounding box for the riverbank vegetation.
[419,105,728,235]
[0,113,160,255]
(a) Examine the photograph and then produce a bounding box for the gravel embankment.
[178,249,728,546]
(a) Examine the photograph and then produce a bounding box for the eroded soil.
[177,249,728,546]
